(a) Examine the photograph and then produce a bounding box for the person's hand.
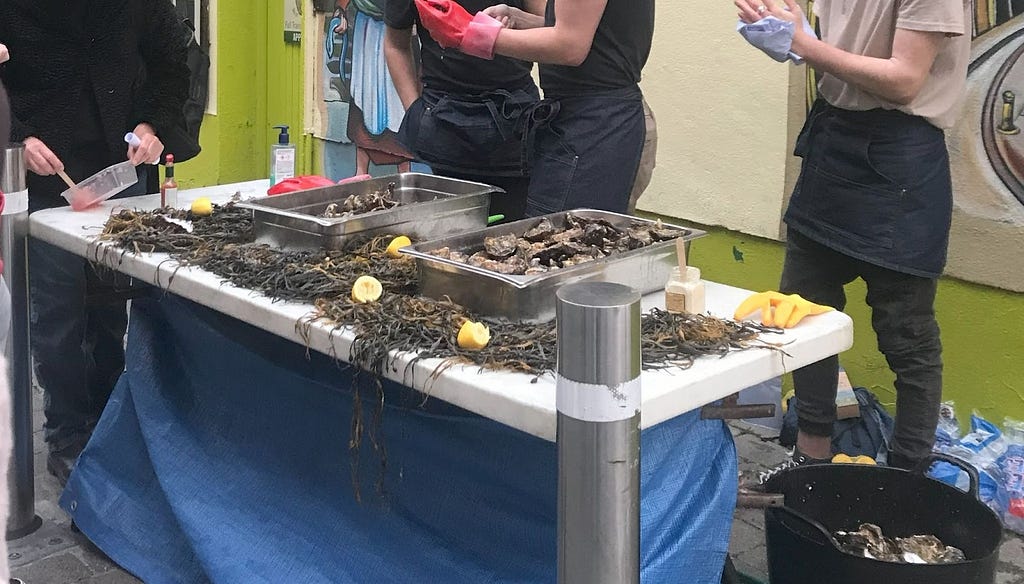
[23,137,64,176]
[334,14,348,34]
[482,4,525,28]
[736,0,802,25]
[127,123,163,166]
[734,291,834,328]
[0,43,9,64]
[414,0,502,59]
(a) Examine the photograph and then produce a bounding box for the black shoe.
[740,446,832,491]
[46,443,85,488]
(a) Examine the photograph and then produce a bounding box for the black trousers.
[27,145,150,451]
[780,230,942,467]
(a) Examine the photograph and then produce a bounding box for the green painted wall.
[176,0,309,190]
[647,214,1024,422]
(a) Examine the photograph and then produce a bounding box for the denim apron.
[784,100,953,278]
[397,84,540,178]
[523,85,646,217]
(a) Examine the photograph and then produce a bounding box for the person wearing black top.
[413,0,653,216]
[384,0,544,221]
[0,0,191,486]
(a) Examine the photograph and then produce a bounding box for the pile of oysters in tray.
[429,213,686,275]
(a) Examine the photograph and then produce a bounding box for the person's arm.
[130,0,190,164]
[737,0,946,105]
[384,26,422,109]
[490,0,605,65]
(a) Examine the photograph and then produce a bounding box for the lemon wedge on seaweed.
[457,321,490,351]
[386,236,412,258]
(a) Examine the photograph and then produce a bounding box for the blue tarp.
[61,291,737,583]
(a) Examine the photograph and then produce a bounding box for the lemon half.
[457,321,490,351]
[386,235,412,258]
[351,275,383,303]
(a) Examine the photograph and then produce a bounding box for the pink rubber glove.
[414,0,503,60]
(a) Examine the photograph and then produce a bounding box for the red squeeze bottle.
[160,154,177,207]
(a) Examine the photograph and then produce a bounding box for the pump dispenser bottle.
[270,125,296,187]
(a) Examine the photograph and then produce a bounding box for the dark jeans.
[29,157,150,452]
[525,85,646,216]
[780,230,942,466]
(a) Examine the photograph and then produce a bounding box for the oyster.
[484,234,519,259]
[832,523,965,565]
[523,218,556,242]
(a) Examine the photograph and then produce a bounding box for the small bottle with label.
[665,266,706,314]
[161,154,178,207]
[270,124,296,186]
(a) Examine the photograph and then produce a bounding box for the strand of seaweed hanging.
[95,202,787,378]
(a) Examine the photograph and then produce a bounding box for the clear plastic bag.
[998,418,1024,534]
[934,401,960,452]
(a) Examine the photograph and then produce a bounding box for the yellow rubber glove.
[734,291,834,328]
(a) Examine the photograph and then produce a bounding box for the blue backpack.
[780,387,895,461]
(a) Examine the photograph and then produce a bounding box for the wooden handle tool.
[676,237,687,272]
[57,170,76,190]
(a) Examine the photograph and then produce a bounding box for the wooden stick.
[675,237,687,272]
[56,169,76,189]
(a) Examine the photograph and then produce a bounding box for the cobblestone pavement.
[7,389,1024,583]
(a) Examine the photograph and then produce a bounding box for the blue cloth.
[60,291,737,583]
[737,15,816,64]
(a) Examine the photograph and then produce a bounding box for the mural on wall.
[314,0,414,179]
[796,1,1024,292]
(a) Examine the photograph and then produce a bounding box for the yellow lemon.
[351,275,383,303]
[457,320,490,351]
[386,235,412,259]
[190,197,214,217]
[852,455,876,465]
[832,454,854,464]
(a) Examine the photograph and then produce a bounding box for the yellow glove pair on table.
[734,291,834,329]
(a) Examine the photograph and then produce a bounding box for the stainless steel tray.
[403,209,707,322]
[237,173,499,250]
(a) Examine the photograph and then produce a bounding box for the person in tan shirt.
[736,0,971,474]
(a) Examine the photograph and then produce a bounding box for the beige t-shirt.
[814,0,972,129]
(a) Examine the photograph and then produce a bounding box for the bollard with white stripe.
[2,143,41,539]
[555,282,641,584]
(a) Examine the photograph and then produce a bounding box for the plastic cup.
[61,161,139,211]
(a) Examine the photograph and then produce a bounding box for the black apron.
[397,85,540,178]
[523,84,646,217]
[785,100,953,278]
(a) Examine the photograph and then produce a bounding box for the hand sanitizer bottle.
[270,125,296,187]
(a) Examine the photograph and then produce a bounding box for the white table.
[29,180,854,442]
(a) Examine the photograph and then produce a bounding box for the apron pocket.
[414,92,533,172]
[793,165,904,251]
[526,125,579,215]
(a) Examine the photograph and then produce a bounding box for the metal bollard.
[555,282,642,584]
[2,143,41,539]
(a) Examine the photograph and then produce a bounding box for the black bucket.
[762,454,1002,584]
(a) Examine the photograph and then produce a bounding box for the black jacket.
[0,0,190,163]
